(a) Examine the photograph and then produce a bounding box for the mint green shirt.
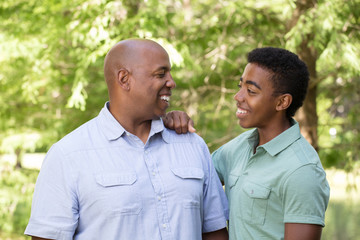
[212,119,330,240]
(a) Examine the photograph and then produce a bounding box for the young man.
[25,39,229,240]
[165,47,330,240]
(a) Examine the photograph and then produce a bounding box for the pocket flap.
[95,172,137,187]
[228,174,240,188]
[171,167,204,179]
[243,182,271,199]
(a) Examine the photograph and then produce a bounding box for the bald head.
[103,38,175,133]
[104,39,168,86]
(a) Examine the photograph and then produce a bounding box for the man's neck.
[126,121,152,144]
[108,103,152,144]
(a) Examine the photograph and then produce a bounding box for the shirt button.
[162,224,167,228]
[152,172,156,176]
[158,196,162,201]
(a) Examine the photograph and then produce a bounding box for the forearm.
[202,228,228,240]
[31,236,54,240]
[284,223,323,240]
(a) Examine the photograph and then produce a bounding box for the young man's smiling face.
[234,63,280,130]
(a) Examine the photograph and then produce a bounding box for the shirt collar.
[98,102,168,142]
[247,119,301,157]
[150,118,169,143]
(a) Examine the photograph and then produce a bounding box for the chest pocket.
[95,172,142,215]
[171,167,204,208]
[171,167,204,179]
[240,181,271,225]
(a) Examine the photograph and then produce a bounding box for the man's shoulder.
[55,117,101,153]
[163,129,206,145]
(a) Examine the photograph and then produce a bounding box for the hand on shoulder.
[163,110,196,134]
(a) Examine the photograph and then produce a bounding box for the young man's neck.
[256,117,291,146]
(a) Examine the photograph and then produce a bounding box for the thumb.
[188,119,196,133]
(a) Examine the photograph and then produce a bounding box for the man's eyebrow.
[240,77,261,90]
[155,66,170,72]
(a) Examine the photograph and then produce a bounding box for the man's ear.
[276,94,292,111]
[117,69,130,91]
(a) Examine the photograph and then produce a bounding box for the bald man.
[25,39,229,240]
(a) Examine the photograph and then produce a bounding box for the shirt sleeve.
[25,144,79,240]
[211,146,225,183]
[281,164,330,226]
[201,142,229,233]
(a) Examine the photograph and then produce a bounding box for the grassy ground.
[322,169,360,240]
[0,154,359,239]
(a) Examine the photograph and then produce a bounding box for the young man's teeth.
[160,96,170,102]
[237,109,247,114]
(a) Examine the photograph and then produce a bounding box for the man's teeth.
[160,96,170,102]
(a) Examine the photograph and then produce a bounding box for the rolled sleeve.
[202,144,229,233]
[282,164,330,226]
[25,144,79,238]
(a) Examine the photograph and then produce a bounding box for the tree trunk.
[289,0,319,151]
[295,84,319,151]
[15,147,23,169]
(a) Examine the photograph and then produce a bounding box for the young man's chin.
[238,120,252,129]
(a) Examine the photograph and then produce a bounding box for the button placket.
[143,148,172,238]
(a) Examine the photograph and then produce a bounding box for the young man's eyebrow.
[240,77,261,90]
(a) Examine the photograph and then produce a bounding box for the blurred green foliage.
[1,2,360,238]
[0,163,37,238]
[0,0,359,175]
[322,200,360,240]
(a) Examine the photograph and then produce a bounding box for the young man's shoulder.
[222,129,254,149]
[289,135,321,165]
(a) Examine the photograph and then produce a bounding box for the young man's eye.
[237,84,242,89]
[247,88,256,94]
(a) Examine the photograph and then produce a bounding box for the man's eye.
[237,84,242,89]
[156,72,165,78]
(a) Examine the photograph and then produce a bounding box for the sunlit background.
[1,0,359,239]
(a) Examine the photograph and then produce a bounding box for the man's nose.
[166,74,176,89]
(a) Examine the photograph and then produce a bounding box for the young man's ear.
[117,69,130,91]
[276,94,292,111]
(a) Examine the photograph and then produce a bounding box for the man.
[164,47,330,240]
[25,39,229,240]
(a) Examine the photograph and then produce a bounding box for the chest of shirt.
[65,141,207,217]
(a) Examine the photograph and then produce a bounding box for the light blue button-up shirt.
[25,102,228,240]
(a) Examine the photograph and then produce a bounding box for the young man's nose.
[234,89,245,102]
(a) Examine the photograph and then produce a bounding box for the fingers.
[178,111,190,134]
[163,111,195,134]
[188,119,196,133]
[162,113,175,129]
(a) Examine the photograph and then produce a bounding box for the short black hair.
[247,47,309,119]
